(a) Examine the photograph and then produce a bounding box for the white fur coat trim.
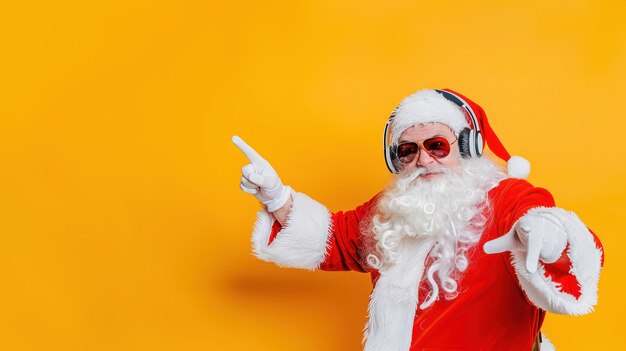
[251,191,332,270]
[510,207,602,315]
[363,238,435,351]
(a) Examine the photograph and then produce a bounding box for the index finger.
[525,230,544,273]
[232,135,265,164]
[483,227,520,254]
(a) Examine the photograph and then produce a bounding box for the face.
[397,123,462,177]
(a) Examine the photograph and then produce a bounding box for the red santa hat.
[391,88,531,179]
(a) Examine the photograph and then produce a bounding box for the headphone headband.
[434,89,481,134]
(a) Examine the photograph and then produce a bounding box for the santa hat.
[391,88,530,179]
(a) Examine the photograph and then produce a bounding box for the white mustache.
[400,166,452,186]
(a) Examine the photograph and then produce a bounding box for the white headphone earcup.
[475,132,484,157]
[467,130,486,158]
[383,110,400,173]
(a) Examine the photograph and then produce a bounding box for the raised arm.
[233,135,378,272]
[233,135,293,225]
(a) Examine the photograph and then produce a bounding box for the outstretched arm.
[483,179,604,315]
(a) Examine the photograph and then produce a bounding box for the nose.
[416,148,435,167]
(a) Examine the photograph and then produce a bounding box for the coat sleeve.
[249,189,380,272]
[492,178,604,315]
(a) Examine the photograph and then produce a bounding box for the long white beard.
[365,156,505,308]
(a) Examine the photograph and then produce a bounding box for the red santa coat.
[251,178,604,351]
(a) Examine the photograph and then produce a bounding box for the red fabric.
[317,193,382,272]
[322,179,599,349]
[415,178,549,350]
[540,229,604,300]
[542,244,581,299]
[268,220,282,245]
[266,178,604,349]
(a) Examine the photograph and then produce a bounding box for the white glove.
[483,213,568,273]
[232,135,292,212]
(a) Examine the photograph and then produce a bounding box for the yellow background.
[1,1,624,350]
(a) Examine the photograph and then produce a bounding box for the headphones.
[384,89,484,173]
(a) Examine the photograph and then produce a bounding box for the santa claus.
[233,89,604,351]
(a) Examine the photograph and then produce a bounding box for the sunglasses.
[395,136,457,164]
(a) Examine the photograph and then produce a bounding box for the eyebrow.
[399,134,445,144]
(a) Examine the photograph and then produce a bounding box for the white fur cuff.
[511,207,603,315]
[251,191,332,270]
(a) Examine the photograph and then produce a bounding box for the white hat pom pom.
[507,156,530,179]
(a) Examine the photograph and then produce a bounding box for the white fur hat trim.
[391,89,469,145]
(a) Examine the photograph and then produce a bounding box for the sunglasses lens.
[396,137,452,165]
[423,137,451,158]
[396,143,418,164]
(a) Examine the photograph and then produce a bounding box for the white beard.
[362,157,505,351]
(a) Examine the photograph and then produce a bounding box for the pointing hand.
[483,213,567,273]
[232,135,291,212]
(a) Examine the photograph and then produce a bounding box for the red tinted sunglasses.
[396,136,457,164]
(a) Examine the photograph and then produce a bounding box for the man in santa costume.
[232,89,604,351]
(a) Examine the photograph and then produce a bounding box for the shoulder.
[489,178,553,201]
[487,178,556,221]
[348,191,384,217]
[489,177,533,195]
